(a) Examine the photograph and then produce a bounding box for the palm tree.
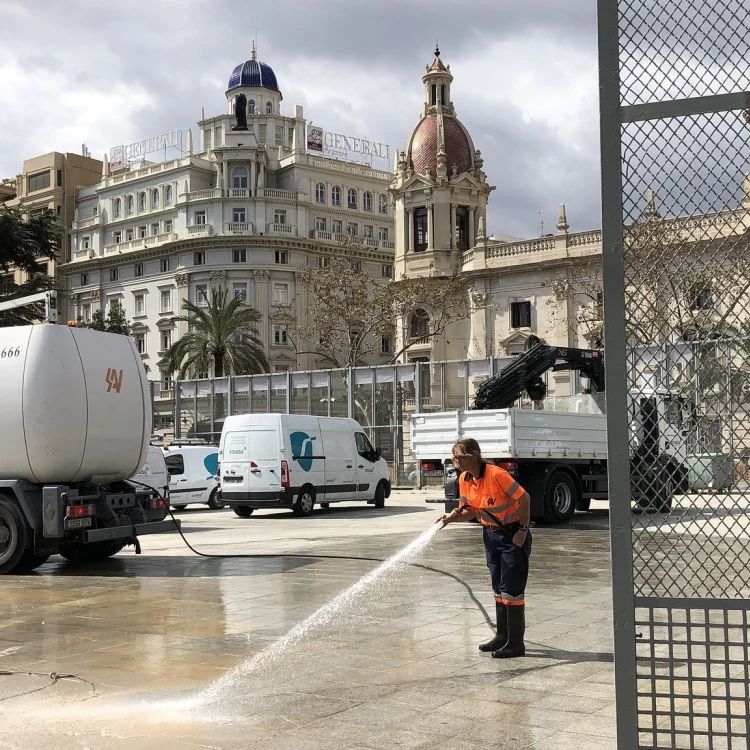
[159,286,269,379]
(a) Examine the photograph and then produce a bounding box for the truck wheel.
[0,495,31,575]
[292,487,316,517]
[59,540,124,563]
[207,489,225,510]
[576,498,592,512]
[373,482,387,509]
[543,472,578,524]
[234,506,254,518]
[172,505,188,511]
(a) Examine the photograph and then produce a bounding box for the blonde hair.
[452,437,481,459]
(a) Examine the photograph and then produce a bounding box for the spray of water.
[157,522,443,714]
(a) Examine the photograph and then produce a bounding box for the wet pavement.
[0,492,616,749]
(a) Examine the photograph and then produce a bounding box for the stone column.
[222,162,228,195]
[250,160,257,197]
[427,204,434,250]
[407,207,415,252]
[469,206,476,248]
[450,203,457,248]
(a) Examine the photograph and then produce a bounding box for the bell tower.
[390,47,494,282]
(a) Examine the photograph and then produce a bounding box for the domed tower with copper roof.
[390,46,494,282]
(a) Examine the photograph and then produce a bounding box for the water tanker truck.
[0,322,180,573]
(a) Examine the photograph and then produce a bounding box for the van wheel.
[172,505,188,511]
[207,489,224,510]
[234,507,254,518]
[543,472,578,524]
[0,495,32,575]
[373,482,386,509]
[292,487,316,517]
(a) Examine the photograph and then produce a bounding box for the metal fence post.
[285,371,292,414]
[347,367,354,419]
[174,380,181,439]
[598,2,639,746]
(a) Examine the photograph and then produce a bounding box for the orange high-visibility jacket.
[458,462,526,529]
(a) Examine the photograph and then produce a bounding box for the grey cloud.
[0,0,601,236]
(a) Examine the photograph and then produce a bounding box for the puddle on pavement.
[3,523,442,729]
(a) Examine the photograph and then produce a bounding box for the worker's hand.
[438,508,461,525]
[512,529,528,548]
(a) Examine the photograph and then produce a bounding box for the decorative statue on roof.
[233,94,249,131]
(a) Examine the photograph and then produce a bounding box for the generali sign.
[307,125,390,162]
[109,130,183,170]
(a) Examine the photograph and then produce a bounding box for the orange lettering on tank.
[106,368,124,393]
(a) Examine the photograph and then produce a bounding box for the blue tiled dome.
[227,59,280,92]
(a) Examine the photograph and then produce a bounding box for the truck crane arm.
[473,337,605,410]
[0,290,57,323]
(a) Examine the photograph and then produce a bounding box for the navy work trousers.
[483,525,532,605]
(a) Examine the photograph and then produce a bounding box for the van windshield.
[224,430,278,463]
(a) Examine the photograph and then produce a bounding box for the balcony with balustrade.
[461,229,603,271]
[266,222,296,236]
[308,229,394,251]
[102,232,178,255]
[224,222,254,235]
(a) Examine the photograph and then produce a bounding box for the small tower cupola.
[226,43,283,117]
[423,44,454,116]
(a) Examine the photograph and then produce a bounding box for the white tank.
[0,325,150,484]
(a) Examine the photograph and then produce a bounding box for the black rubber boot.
[479,601,508,652]
[492,604,525,658]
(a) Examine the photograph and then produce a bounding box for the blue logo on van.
[290,432,316,472]
[204,452,219,480]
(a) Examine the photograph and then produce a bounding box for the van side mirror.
[375,446,381,459]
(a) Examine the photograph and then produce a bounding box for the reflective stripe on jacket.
[458,462,526,529]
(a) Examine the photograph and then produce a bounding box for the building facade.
[62,49,395,388]
[1,151,102,284]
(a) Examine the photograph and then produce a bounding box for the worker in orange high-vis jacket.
[439,437,532,658]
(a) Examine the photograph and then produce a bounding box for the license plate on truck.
[65,518,92,530]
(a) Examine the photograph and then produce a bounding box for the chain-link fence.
[150,355,550,486]
[600,0,750,746]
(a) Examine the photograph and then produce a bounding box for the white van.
[219,414,391,517]
[162,444,222,510]
[127,445,170,501]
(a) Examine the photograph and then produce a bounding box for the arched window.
[232,166,249,189]
[379,194,388,214]
[139,192,146,211]
[410,310,430,339]
[363,191,372,211]
[266,101,273,114]
[248,99,256,114]
[114,198,122,218]
[152,189,159,208]
[348,188,357,209]
[315,183,326,204]
[165,185,173,205]
[331,186,341,206]
[127,195,134,214]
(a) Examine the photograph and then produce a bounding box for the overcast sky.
[0,0,601,238]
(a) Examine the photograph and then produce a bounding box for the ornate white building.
[63,49,395,387]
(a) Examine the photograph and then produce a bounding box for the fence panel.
[600,0,750,746]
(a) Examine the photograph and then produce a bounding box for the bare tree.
[287,236,485,369]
